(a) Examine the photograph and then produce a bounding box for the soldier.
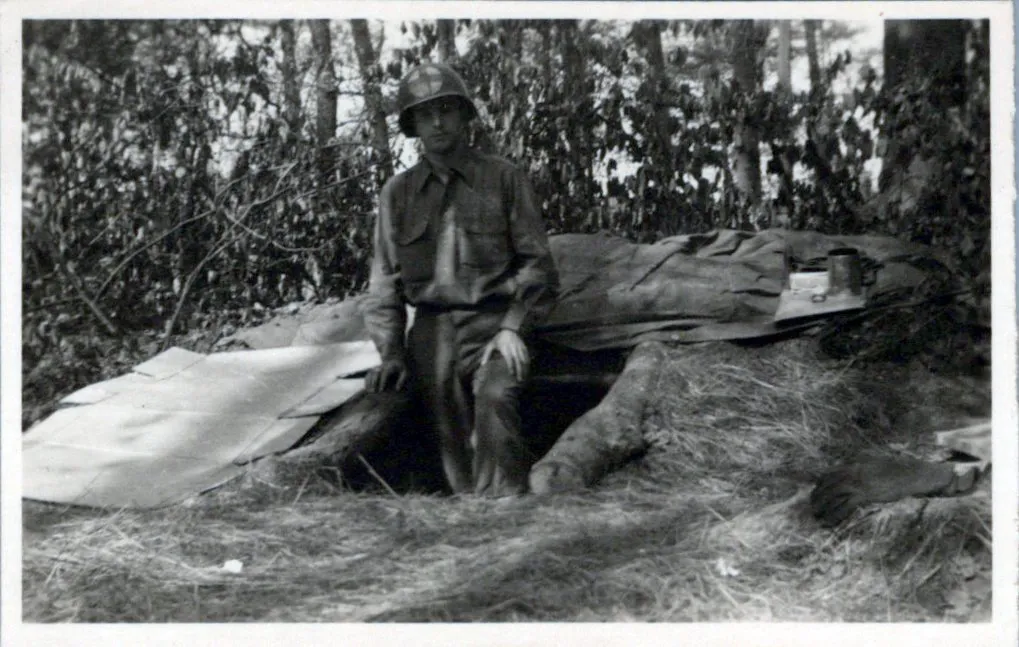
[362,62,559,497]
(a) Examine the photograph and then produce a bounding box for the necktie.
[434,181,458,287]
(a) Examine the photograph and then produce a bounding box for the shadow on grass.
[360,504,711,622]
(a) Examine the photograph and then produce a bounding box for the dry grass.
[22,338,991,622]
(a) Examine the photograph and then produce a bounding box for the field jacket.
[364,149,559,362]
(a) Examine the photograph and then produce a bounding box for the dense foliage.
[21,19,991,426]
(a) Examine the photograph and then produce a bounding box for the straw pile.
[23,337,991,622]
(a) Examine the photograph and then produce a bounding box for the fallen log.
[256,349,656,493]
[528,341,669,494]
[287,390,414,462]
[273,370,617,459]
[247,389,415,488]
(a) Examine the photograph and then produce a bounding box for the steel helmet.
[396,62,478,137]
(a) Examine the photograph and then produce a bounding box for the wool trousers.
[407,306,531,496]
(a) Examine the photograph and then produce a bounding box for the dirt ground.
[22,337,991,623]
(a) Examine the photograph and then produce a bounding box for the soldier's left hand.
[482,329,530,381]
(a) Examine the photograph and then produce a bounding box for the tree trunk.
[492,20,524,156]
[799,19,823,230]
[310,21,337,175]
[309,19,338,267]
[528,342,665,494]
[436,19,457,62]
[632,20,677,232]
[634,21,671,158]
[774,21,794,224]
[729,20,766,229]
[558,21,596,226]
[777,21,791,91]
[884,20,966,108]
[280,19,302,147]
[804,20,821,93]
[538,22,553,96]
[172,45,212,319]
[351,19,395,185]
[880,20,967,192]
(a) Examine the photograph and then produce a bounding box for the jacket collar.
[411,146,475,192]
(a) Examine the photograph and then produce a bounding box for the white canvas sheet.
[23,341,380,508]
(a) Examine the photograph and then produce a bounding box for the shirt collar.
[412,147,475,192]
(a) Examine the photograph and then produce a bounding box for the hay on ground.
[23,337,991,622]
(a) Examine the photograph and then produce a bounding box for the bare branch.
[159,230,241,351]
[52,252,119,336]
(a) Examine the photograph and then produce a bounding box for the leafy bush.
[21,19,990,427]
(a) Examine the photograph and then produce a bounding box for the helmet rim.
[398,93,478,138]
[396,62,478,138]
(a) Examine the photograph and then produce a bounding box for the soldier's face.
[413,97,467,155]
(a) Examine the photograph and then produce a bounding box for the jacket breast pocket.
[459,194,511,270]
[396,214,433,283]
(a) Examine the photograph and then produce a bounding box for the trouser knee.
[473,361,521,412]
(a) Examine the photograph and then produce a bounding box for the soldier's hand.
[810,455,957,527]
[365,358,408,393]
[482,329,530,381]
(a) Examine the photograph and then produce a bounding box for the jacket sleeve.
[499,166,559,336]
[363,178,408,362]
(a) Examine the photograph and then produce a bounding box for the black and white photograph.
[2,1,1015,644]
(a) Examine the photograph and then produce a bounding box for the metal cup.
[827,247,863,296]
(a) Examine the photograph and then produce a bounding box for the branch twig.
[53,258,119,336]
[159,232,239,352]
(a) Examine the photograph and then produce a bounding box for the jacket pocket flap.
[460,203,508,234]
[397,213,429,245]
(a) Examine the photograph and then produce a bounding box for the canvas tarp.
[229,229,944,352]
[23,342,380,508]
[25,229,946,508]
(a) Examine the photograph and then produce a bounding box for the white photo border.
[2,2,1015,646]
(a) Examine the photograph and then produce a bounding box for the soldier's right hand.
[365,358,408,393]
